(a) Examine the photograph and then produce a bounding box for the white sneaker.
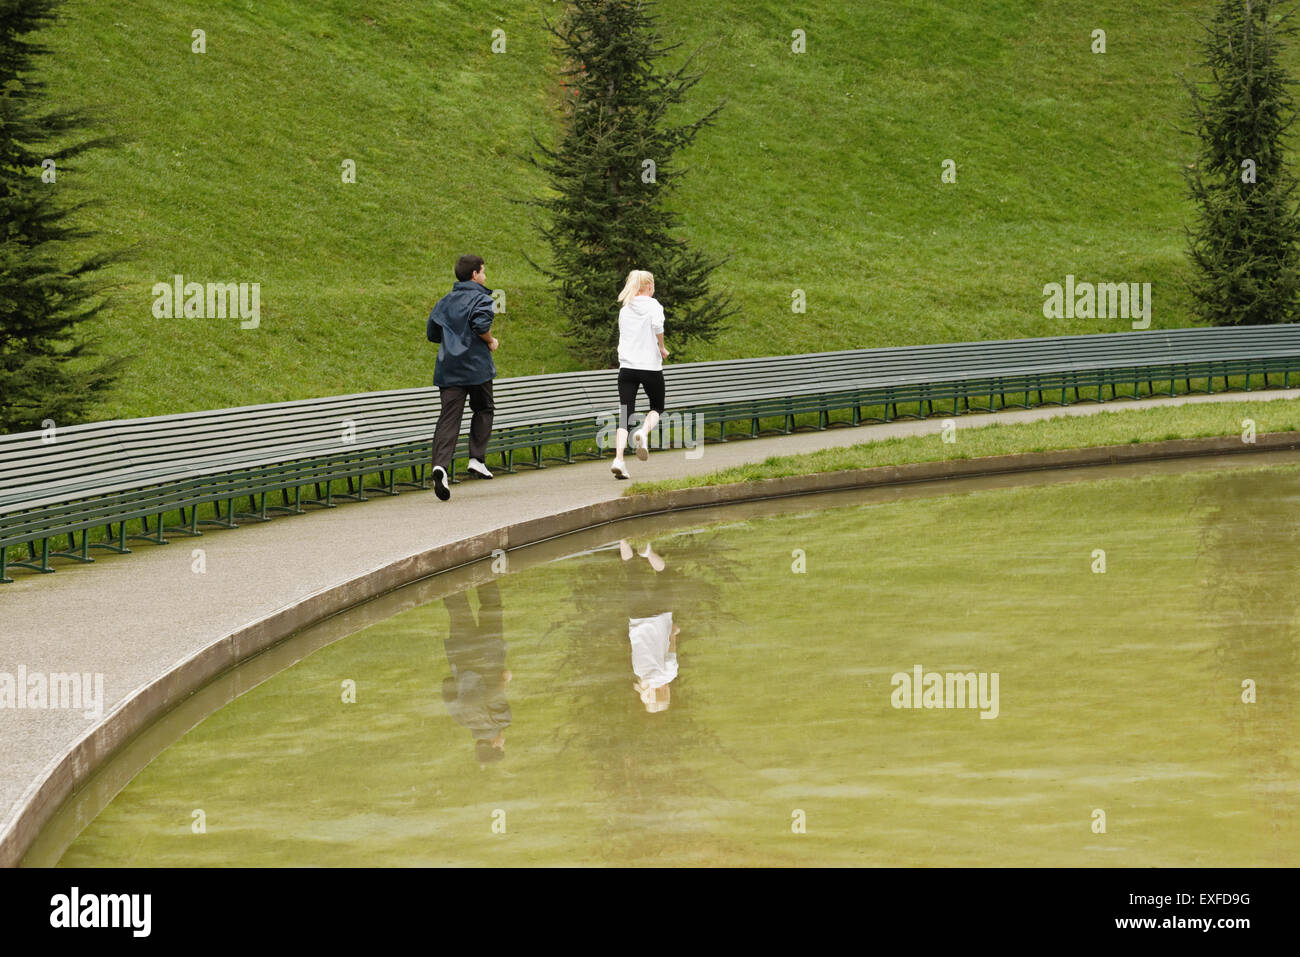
[640,544,665,572]
[633,430,649,461]
[467,458,494,480]
[611,459,630,480]
[431,466,451,501]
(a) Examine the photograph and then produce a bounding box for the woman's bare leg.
[611,428,630,478]
[633,410,659,460]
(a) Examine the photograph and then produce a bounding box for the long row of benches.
[4,324,1300,583]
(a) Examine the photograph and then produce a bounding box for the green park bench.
[4,324,1300,583]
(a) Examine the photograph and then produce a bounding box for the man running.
[427,254,500,500]
[441,582,511,765]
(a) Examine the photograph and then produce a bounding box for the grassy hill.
[37,0,1294,420]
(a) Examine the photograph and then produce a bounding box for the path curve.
[3,389,1298,864]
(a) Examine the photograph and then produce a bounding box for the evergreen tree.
[0,0,123,434]
[1184,0,1300,326]
[524,0,735,365]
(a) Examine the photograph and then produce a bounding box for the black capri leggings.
[618,367,666,429]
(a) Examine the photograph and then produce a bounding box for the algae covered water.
[57,465,1300,866]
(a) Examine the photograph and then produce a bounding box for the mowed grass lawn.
[627,396,1300,493]
[39,0,1300,420]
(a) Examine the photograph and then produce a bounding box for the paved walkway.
[2,388,1298,854]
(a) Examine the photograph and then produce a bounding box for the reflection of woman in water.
[619,539,679,713]
[441,581,512,764]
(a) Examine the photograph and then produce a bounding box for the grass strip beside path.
[625,398,1300,494]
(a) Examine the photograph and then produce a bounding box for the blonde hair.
[617,269,654,305]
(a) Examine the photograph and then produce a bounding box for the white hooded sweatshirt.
[618,295,666,372]
[629,611,677,690]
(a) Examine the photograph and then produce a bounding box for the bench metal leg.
[200,497,242,526]
[7,539,56,576]
[361,470,400,498]
[394,463,429,490]
[127,515,170,545]
[331,477,368,503]
[31,539,53,570]
[94,523,132,555]
[234,492,274,522]
[301,483,336,508]
[266,486,306,514]
[2,541,55,578]
[364,471,388,496]
[163,505,204,537]
[300,485,327,508]
[50,530,95,565]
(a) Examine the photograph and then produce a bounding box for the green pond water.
[55,465,1300,866]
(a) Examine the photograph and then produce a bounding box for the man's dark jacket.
[427,280,496,387]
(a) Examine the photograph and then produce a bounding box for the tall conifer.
[1185,0,1300,326]
[524,0,734,365]
[0,0,122,434]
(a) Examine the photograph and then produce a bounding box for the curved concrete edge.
[4,429,1299,866]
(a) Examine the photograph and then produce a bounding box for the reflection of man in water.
[619,539,679,713]
[441,582,512,764]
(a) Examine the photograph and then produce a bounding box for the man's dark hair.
[455,254,485,282]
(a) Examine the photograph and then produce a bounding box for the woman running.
[611,269,669,480]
